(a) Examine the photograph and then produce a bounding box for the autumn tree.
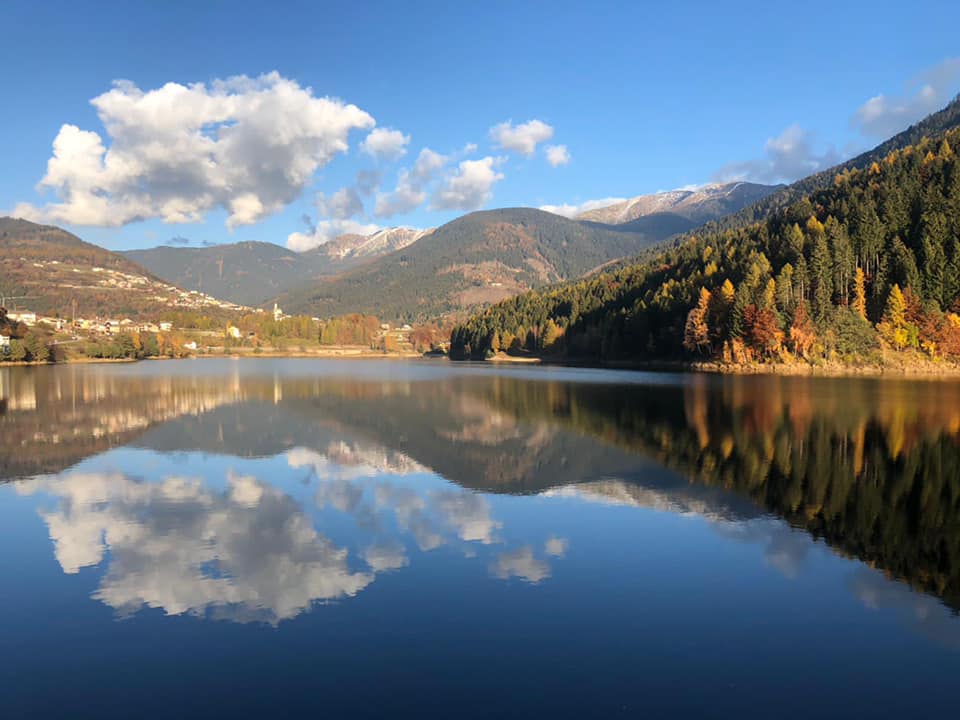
[683,288,712,355]
[878,284,909,349]
[853,266,867,319]
[788,300,816,359]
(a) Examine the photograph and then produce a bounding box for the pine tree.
[731,283,750,338]
[826,216,854,306]
[775,264,794,316]
[920,210,948,307]
[785,223,805,260]
[811,232,833,323]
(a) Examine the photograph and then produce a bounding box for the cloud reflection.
[19,471,373,625]
[491,546,551,584]
[849,568,960,649]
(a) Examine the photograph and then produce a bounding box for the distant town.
[0,289,449,363]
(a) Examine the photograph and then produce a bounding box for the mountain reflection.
[3,361,960,625]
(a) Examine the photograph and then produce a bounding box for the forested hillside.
[280,208,665,322]
[451,122,960,365]
[709,94,960,231]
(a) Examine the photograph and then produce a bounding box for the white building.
[159,322,173,332]
[227,325,242,339]
[184,341,198,351]
[8,311,36,326]
[273,303,284,322]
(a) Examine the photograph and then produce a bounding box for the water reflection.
[2,360,960,634]
[17,469,374,624]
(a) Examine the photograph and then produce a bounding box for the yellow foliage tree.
[853,266,867,319]
[683,287,712,355]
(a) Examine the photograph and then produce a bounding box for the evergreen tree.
[810,232,833,323]
[826,217,854,306]
[920,210,948,307]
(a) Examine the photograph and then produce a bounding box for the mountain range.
[123,227,429,307]
[122,182,776,317]
[575,181,778,226]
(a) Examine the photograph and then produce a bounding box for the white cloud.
[374,147,450,218]
[15,73,374,229]
[539,197,626,219]
[355,169,382,196]
[714,124,841,184]
[411,147,448,180]
[545,144,571,167]
[490,119,554,156]
[360,127,410,161]
[852,57,960,138]
[316,186,364,220]
[430,156,505,211]
[287,218,381,251]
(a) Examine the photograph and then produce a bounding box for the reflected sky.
[1,359,959,718]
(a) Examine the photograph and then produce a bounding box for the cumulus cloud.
[430,156,505,211]
[545,144,571,167]
[852,57,960,138]
[287,218,381,251]
[316,186,364,220]
[374,147,449,218]
[355,168,383,196]
[714,124,841,184]
[14,73,374,229]
[490,119,554,156]
[539,197,626,219]
[360,127,410,161]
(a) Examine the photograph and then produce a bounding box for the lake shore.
[2,346,425,367]
[467,353,960,379]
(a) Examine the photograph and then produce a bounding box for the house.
[8,311,36,326]
[273,303,284,322]
[0,335,9,352]
[184,341,198,351]
[159,322,173,332]
[227,325,242,339]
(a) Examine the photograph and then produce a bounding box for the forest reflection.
[3,363,959,612]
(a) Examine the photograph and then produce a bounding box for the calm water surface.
[1,359,959,718]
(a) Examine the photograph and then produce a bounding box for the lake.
[1,358,959,718]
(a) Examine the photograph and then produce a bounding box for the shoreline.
[464,352,960,379]
[8,350,960,380]
[1,348,426,367]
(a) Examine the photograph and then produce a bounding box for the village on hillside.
[0,291,448,363]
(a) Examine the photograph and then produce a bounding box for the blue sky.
[1,0,958,251]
